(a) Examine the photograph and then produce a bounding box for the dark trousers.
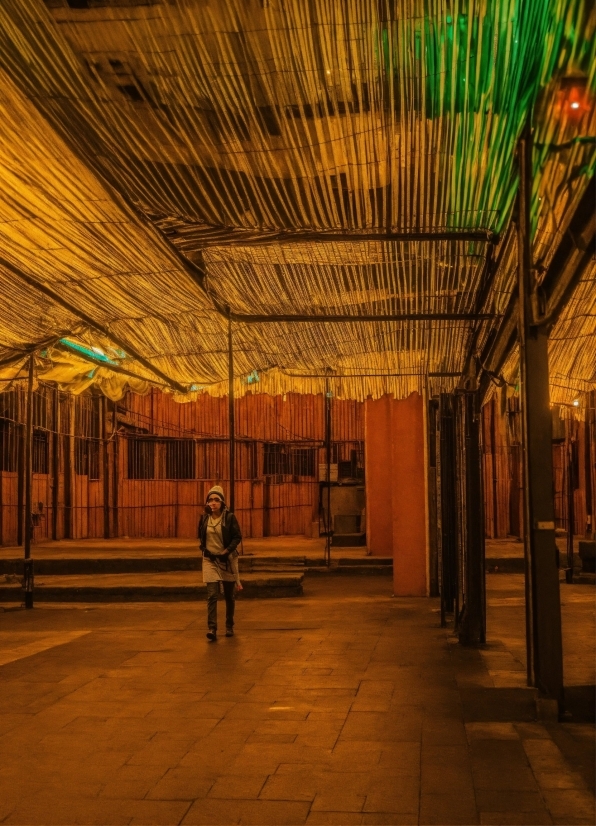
[206,581,235,631]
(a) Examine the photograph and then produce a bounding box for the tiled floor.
[0,576,593,825]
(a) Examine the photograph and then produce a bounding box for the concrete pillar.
[364,392,427,596]
[391,393,427,596]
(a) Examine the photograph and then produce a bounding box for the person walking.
[199,485,242,641]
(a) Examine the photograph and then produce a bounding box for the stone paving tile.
[534,771,587,789]
[465,722,519,741]
[5,799,192,826]
[421,745,475,795]
[306,813,364,825]
[551,819,596,826]
[146,767,216,800]
[177,740,247,773]
[469,740,541,791]
[208,774,269,800]
[362,771,419,814]
[310,791,367,813]
[479,814,554,825]
[515,723,552,740]
[259,771,319,802]
[419,791,479,825]
[247,732,298,743]
[422,716,468,746]
[182,798,311,825]
[522,738,573,774]
[339,709,423,742]
[540,789,596,822]
[474,790,549,813]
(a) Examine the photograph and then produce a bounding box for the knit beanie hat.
[206,485,225,504]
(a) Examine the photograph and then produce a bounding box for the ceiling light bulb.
[570,101,580,109]
[573,399,580,406]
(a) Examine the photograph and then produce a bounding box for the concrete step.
[0,557,200,576]
[331,532,366,547]
[0,554,392,577]
[338,557,392,565]
[0,571,303,602]
[306,563,392,576]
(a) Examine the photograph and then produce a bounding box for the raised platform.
[0,536,393,602]
[485,536,596,581]
[0,571,304,602]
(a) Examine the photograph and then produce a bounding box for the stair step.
[0,572,303,602]
[306,565,392,576]
[331,533,366,547]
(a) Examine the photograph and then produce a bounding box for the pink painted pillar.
[364,395,394,556]
[391,392,427,596]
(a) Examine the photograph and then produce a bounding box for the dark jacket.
[198,508,242,558]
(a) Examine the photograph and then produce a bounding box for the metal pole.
[565,438,575,582]
[458,391,486,645]
[439,394,458,625]
[518,121,535,688]
[585,412,593,538]
[517,119,564,707]
[228,315,235,514]
[325,377,331,566]
[102,395,110,539]
[112,404,119,538]
[51,388,60,540]
[23,355,34,609]
[325,377,332,567]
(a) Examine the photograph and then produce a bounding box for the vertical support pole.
[565,435,575,582]
[490,398,499,537]
[51,389,60,540]
[325,379,333,567]
[102,395,110,539]
[517,121,564,707]
[585,413,593,538]
[427,399,439,598]
[228,314,235,514]
[458,391,486,645]
[17,397,24,547]
[0,411,3,547]
[439,394,458,625]
[63,395,74,539]
[324,377,332,566]
[112,405,119,538]
[23,355,34,609]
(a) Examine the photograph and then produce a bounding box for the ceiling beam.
[231,312,494,323]
[458,224,515,386]
[209,229,496,247]
[478,175,595,400]
[541,178,596,327]
[279,371,461,378]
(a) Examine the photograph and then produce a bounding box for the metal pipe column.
[458,391,486,645]
[325,377,332,567]
[517,121,564,707]
[23,355,34,609]
[228,315,236,514]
